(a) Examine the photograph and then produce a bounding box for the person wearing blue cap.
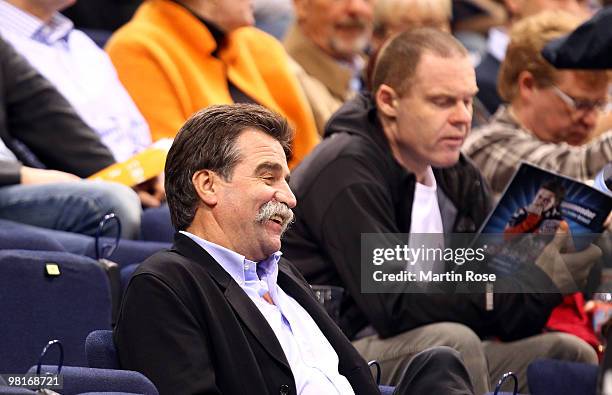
[542,7,612,70]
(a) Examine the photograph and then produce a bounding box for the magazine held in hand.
[476,162,612,277]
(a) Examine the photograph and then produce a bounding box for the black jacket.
[283,93,562,341]
[114,233,380,395]
[475,52,502,115]
[0,37,114,185]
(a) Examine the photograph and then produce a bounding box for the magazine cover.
[476,162,612,274]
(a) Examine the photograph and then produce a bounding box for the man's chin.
[329,34,369,59]
[262,239,282,257]
[431,153,461,169]
[566,132,591,146]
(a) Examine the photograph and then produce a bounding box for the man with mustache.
[282,28,597,395]
[284,0,374,135]
[114,103,477,394]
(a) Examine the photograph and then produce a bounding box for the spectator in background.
[0,0,151,164]
[451,0,507,66]
[464,11,611,355]
[284,0,374,135]
[542,5,612,140]
[475,0,591,115]
[464,10,611,196]
[0,0,166,209]
[106,0,319,168]
[371,0,452,54]
[0,36,141,238]
[282,28,598,394]
[252,0,294,40]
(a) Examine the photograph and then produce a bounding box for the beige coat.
[284,24,358,135]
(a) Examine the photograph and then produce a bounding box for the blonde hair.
[498,10,582,102]
[373,0,452,39]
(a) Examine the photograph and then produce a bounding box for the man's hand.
[604,211,612,230]
[535,221,601,294]
[20,166,81,185]
[134,176,165,208]
[526,202,544,216]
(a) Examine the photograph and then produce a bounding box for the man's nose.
[275,182,297,209]
[345,0,372,16]
[450,101,473,125]
[579,108,599,129]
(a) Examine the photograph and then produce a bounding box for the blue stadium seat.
[0,219,66,252]
[139,205,174,243]
[527,358,598,395]
[28,365,158,395]
[0,250,112,373]
[0,219,169,268]
[85,330,119,370]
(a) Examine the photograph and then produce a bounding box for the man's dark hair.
[540,180,566,203]
[165,104,293,230]
[371,28,468,97]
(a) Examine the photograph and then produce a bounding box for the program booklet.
[475,162,612,275]
[88,138,173,187]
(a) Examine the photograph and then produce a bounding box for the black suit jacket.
[114,233,379,395]
[0,36,114,185]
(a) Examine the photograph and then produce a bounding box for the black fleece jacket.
[282,93,562,341]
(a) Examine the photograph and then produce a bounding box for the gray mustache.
[255,201,294,231]
[336,18,369,30]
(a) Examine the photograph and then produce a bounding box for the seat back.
[0,250,112,373]
[139,206,174,243]
[527,358,598,395]
[0,220,66,251]
[88,239,170,268]
[28,365,158,395]
[86,330,119,369]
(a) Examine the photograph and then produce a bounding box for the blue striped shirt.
[0,0,151,161]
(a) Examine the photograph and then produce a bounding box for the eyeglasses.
[550,85,610,114]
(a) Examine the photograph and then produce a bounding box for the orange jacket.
[106,0,319,167]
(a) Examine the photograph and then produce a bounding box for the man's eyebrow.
[254,162,282,173]
[427,89,479,98]
[254,162,290,181]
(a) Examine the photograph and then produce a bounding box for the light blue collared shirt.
[180,231,355,395]
[339,56,365,94]
[486,27,509,63]
[0,0,151,162]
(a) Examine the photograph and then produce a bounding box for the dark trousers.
[393,346,475,395]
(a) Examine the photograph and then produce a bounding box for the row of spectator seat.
[0,215,601,395]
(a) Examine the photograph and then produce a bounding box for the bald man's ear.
[376,84,399,119]
[192,170,218,206]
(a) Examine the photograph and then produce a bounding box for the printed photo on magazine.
[474,162,612,275]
